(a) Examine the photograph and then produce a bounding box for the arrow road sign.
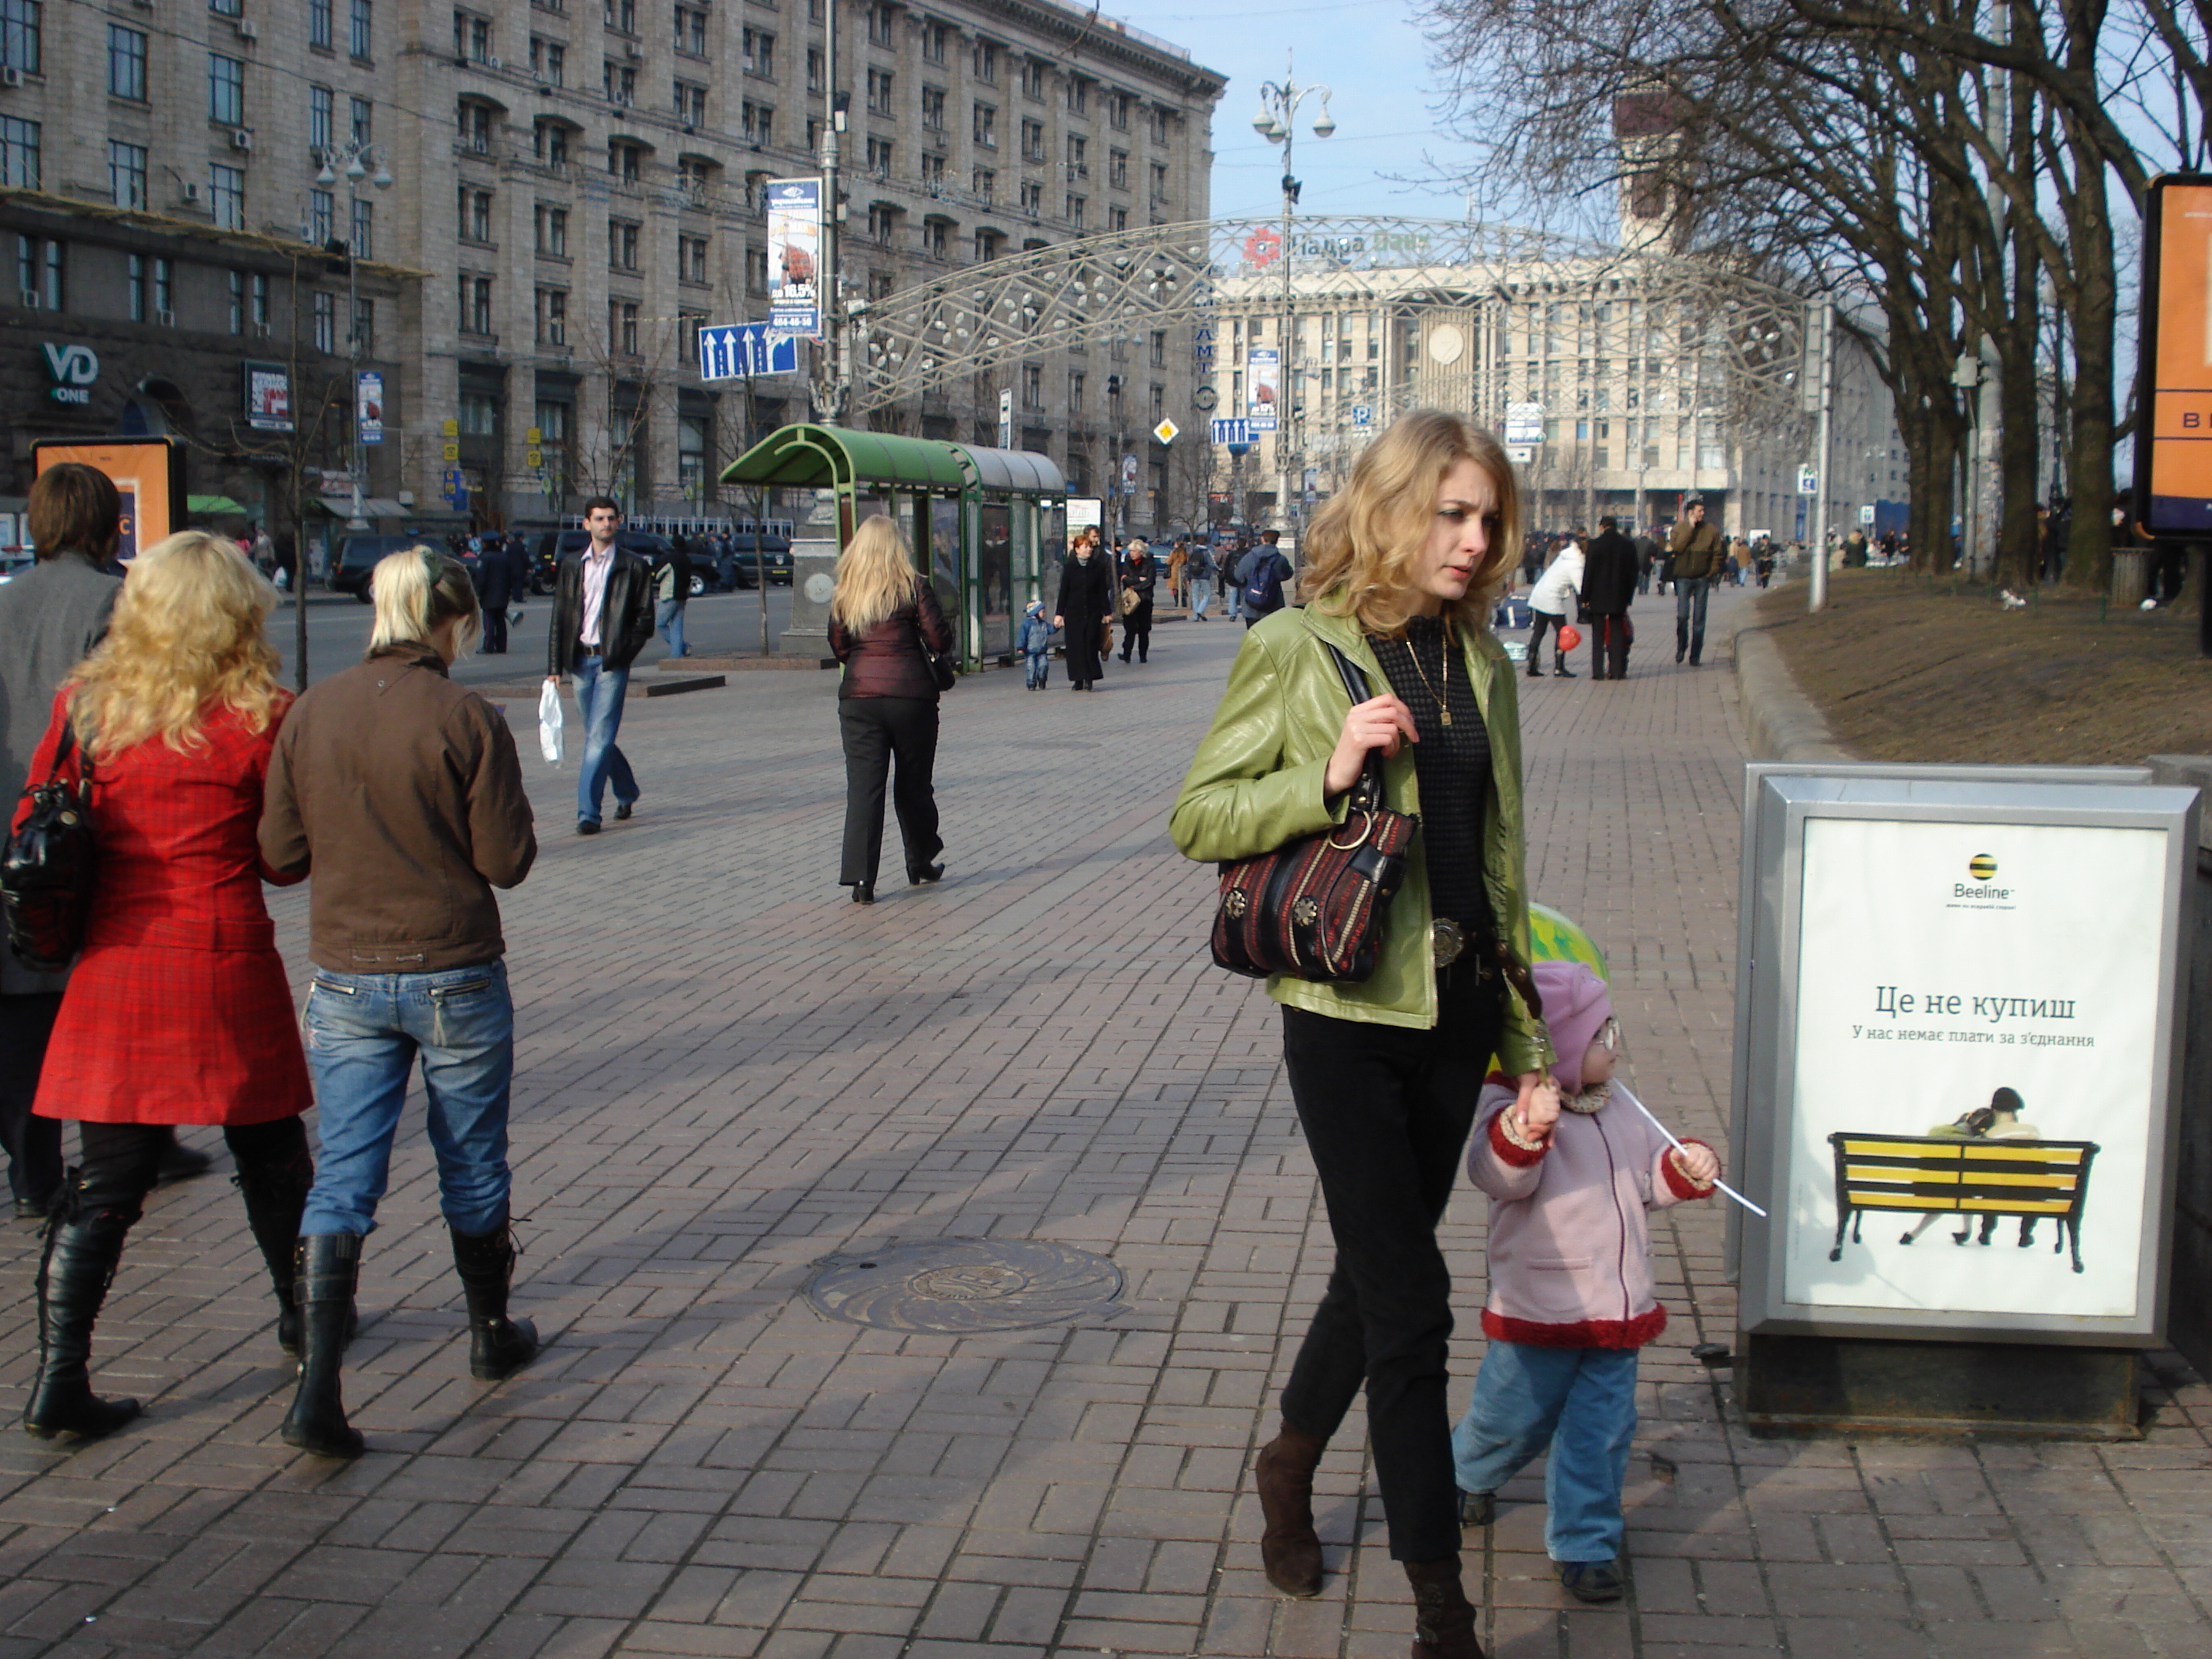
[1210,418,1253,446]
[698,323,800,381]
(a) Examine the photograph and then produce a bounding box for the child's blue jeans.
[1025,649,1050,687]
[1451,1340,1638,1564]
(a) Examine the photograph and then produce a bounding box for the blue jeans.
[1452,1341,1639,1564]
[1674,576,1712,662]
[656,597,688,657]
[1190,576,1213,619]
[299,962,516,1236]
[572,654,637,825]
[1025,649,1050,687]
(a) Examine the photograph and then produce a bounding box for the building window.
[1151,383,1164,423]
[922,218,949,258]
[747,245,768,292]
[211,163,245,230]
[920,18,945,62]
[530,36,565,83]
[603,60,635,104]
[459,185,493,242]
[309,0,332,48]
[126,253,144,322]
[1108,148,1127,191]
[535,120,570,166]
[973,227,999,261]
[1151,106,1171,144]
[349,0,372,58]
[603,0,635,30]
[921,152,946,187]
[1065,194,1084,230]
[251,271,270,331]
[973,39,997,81]
[1149,162,1169,206]
[454,9,492,62]
[351,94,372,145]
[865,135,892,174]
[211,0,243,16]
[1109,204,1126,232]
[806,47,823,92]
[866,202,896,242]
[1022,57,1044,99]
[1066,78,1088,114]
[678,413,708,496]
[1018,179,1040,216]
[1022,364,1040,408]
[459,272,493,335]
[972,103,995,148]
[742,100,773,143]
[678,155,713,194]
[208,53,246,125]
[1066,135,1086,177]
[742,26,772,75]
[680,233,708,284]
[227,270,244,334]
[609,297,639,354]
[674,81,706,125]
[866,2,892,47]
[535,202,567,254]
[1020,119,1043,163]
[921,85,945,130]
[309,84,333,151]
[866,68,891,114]
[535,285,567,343]
[109,26,147,100]
[608,139,642,179]
[971,166,994,202]
[17,233,60,309]
[109,141,147,210]
[310,188,334,244]
[458,100,495,151]
[675,4,706,55]
[311,288,335,350]
[1109,90,1129,130]
[0,0,37,72]
[534,399,571,490]
[608,217,640,270]
[1,115,41,189]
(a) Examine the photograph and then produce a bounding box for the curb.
[1725,601,1858,763]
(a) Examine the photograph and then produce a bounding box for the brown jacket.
[260,642,536,972]
[828,584,953,700]
[1666,518,1725,581]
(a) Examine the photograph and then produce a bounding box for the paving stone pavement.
[3,584,2208,1659]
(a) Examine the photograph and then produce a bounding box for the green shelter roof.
[720,424,968,491]
[954,444,1065,494]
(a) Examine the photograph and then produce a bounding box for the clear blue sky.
[1097,0,1476,225]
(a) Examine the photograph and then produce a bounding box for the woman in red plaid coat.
[13,531,314,1444]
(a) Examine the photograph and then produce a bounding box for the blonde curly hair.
[65,530,285,760]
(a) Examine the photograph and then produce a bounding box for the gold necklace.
[1401,624,1454,727]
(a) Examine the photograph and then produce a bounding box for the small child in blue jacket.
[1017,601,1055,688]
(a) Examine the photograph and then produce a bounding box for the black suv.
[531,529,678,596]
[331,533,442,601]
[697,528,794,593]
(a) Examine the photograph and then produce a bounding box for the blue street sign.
[1210,417,1253,446]
[1352,405,1372,427]
[698,323,801,381]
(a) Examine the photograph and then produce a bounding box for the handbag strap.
[50,716,89,796]
[1320,642,1388,813]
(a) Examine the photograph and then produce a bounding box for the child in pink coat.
[1451,960,1720,1603]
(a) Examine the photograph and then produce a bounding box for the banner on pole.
[765,179,823,338]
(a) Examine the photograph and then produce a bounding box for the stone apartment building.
[0,0,1223,534]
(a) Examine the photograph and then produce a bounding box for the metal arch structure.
[845,215,1819,436]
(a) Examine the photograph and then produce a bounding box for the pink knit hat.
[1531,960,1612,1094]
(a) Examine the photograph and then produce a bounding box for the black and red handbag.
[2,719,97,973]
[1210,644,1418,983]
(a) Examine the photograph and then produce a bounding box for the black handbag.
[913,607,957,691]
[2,719,97,973]
[1210,644,1419,983]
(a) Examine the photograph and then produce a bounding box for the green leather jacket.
[1169,600,1549,1074]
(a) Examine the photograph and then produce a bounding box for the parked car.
[330,532,433,601]
[532,529,679,597]
[701,529,795,593]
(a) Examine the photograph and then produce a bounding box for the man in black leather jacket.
[545,498,657,835]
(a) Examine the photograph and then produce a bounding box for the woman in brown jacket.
[828,515,954,904]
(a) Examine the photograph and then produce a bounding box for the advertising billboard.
[2138,174,2212,536]
[765,179,823,338]
[356,371,385,446]
[243,361,294,432]
[1504,403,1545,445]
[1246,347,1280,433]
[32,438,188,562]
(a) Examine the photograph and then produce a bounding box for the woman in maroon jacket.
[827,516,953,904]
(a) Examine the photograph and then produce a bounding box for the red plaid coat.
[16,690,313,1125]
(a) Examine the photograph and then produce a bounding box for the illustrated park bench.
[1826,1133,2099,1274]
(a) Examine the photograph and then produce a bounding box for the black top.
[1370,616,1496,943]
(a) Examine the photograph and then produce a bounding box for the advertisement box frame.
[32,437,188,562]
[1734,771,2197,1349]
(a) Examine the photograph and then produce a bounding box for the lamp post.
[1251,59,1333,540]
[314,142,393,530]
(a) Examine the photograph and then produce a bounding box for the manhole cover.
[804,1238,1125,1333]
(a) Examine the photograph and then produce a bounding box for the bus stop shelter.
[721,423,1066,670]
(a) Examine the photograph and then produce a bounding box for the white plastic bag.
[538,680,565,767]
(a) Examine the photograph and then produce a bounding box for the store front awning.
[187,495,251,516]
[720,424,968,493]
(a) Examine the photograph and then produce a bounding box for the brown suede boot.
[1254,1424,1327,1597]
[1404,1555,1485,1659]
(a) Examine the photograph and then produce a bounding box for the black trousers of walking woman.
[73,1118,310,1219]
[1279,968,1505,1564]
[837,696,943,888]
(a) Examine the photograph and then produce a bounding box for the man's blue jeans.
[1452,1341,1638,1564]
[1674,576,1712,662]
[572,653,637,826]
[299,962,516,1236]
[1190,576,1213,619]
[656,596,688,658]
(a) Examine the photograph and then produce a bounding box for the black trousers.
[1279,968,1506,1563]
[1528,608,1570,668]
[480,601,509,653]
[1120,617,1151,661]
[73,1117,308,1220]
[1,993,64,1206]
[837,696,942,887]
[1589,612,1629,678]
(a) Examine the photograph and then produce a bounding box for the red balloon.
[1557,624,1583,651]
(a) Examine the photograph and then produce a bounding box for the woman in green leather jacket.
[1171,410,1547,1659]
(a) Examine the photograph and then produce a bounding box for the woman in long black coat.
[1117,541,1157,665]
[1053,531,1114,692]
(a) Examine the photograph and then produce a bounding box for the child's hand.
[1672,1143,1719,1186]
[1516,1073,1561,1138]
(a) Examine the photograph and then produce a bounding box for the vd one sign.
[42,343,98,406]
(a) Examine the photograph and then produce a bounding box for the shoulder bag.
[2,719,98,973]
[1210,644,1419,983]
[911,606,958,692]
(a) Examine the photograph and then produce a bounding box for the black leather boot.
[233,1143,313,1359]
[282,1234,365,1458]
[24,1177,143,1443]
[1404,1555,1485,1659]
[450,1213,541,1381]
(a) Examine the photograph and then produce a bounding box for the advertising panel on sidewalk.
[765,179,823,338]
[1735,771,2198,1346]
[2136,174,2212,536]
[32,437,186,561]
[1066,498,1104,534]
[1246,348,1280,432]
